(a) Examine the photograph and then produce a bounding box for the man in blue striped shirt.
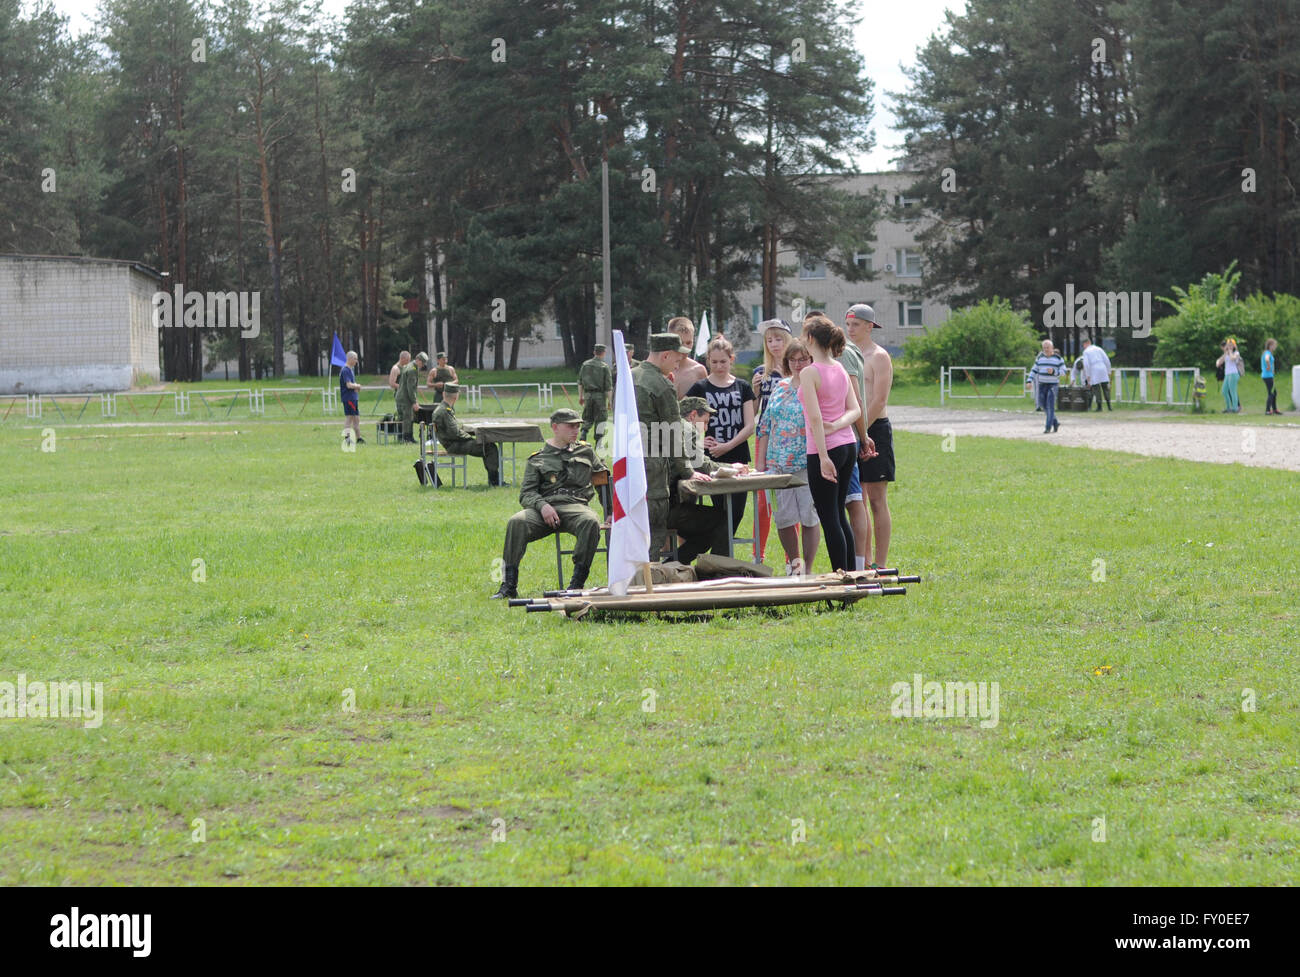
[1030,340,1066,433]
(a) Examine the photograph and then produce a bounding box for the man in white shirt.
[1081,337,1112,411]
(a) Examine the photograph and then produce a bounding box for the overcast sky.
[45,0,966,172]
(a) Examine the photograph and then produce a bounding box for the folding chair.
[555,469,612,587]
[418,423,468,488]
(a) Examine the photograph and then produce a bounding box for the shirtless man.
[846,304,894,569]
[388,350,411,408]
[667,316,708,398]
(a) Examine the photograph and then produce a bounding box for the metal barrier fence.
[1,382,559,424]
[938,365,1201,408]
[1112,368,1199,406]
[940,366,1029,405]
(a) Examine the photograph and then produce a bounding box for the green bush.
[902,298,1041,378]
[1152,266,1299,372]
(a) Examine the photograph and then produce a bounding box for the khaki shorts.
[773,482,817,529]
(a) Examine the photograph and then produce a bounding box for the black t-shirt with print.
[686,376,755,464]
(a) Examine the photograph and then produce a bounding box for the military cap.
[679,396,715,415]
[436,351,448,360]
[593,343,606,353]
[550,407,582,425]
[415,351,429,363]
[649,333,690,354]
[624,343,636,355]
[443,382,460,394]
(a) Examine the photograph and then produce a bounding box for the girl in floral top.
[755,339,821,574]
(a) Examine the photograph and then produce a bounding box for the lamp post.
[597,113,613,349]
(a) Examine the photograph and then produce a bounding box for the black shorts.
[859,417,895,483]
[343,400,359,416]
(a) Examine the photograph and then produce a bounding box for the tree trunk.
[252,61,285,377]
[314,63,341,345]
[493,322,505,370]
[235,165,250,382]
[430,242,445,359]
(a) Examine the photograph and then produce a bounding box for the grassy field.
[1,415,1296,885]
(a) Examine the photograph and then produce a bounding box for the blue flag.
[330,333,347,369]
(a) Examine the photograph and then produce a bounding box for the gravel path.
[889,406,1300,472]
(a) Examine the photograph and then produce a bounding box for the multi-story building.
[507,169,948,367]
[732,171,949,355]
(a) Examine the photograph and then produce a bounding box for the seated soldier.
[669,396,746,563]
[491,407,608,598]
[432,383,501,486]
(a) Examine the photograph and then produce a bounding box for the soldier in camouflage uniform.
[432,383,501,485]
[395,351,427,443]
[611,342,639,402]
[577,343,612,443]
[491,407,607,598]
[670,396,733,563]
[632,333,706,560]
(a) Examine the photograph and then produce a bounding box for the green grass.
[0,417,1296,885]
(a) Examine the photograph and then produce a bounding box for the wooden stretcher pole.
[523,583,906,614]
[543,572,921,599]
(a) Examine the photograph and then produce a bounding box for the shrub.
[902,298,1041,378]
[1152,265,1299,372]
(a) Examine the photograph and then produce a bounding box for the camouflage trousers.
[503,503,601,567]
[580,397,607,442]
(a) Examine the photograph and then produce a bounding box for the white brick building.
[0,254,162,393]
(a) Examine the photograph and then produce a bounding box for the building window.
[894,194,922,219]
[751,305,762,329]
[894,249,922,277]
[898,301,923,327]
[797,255,826,280]
[853,250,873,271]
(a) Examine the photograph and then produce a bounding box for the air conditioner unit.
[884,263,894,272]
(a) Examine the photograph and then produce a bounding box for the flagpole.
[598,113,613,349]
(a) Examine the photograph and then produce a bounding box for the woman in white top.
[1216,338,1244,413]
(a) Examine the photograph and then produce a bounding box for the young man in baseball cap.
[846,304,895,569]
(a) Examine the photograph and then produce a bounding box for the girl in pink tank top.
[797,316,868,571]
[800,361,857,452]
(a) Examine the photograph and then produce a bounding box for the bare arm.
[715,399,756,457]
[828,379,862,435]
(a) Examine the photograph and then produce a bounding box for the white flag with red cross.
[607,329,650,594]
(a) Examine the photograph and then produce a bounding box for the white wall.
[0,256,162,393]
